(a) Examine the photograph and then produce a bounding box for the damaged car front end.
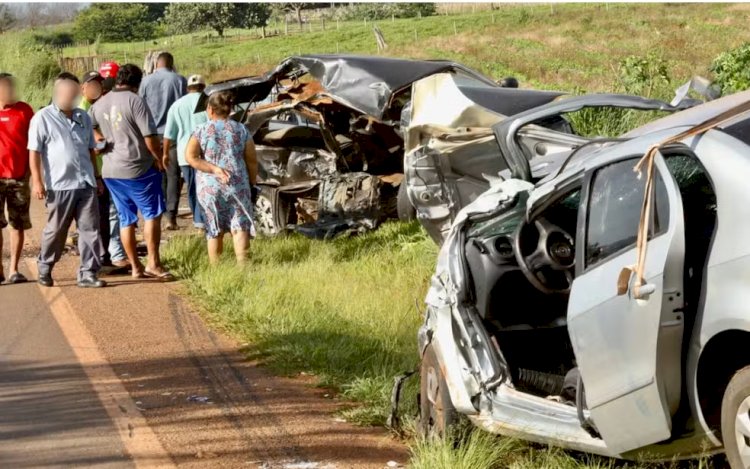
[199,54,499,238]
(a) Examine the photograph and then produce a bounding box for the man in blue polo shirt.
[163,74,208,230]
[28,72,105,288]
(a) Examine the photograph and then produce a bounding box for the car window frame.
[577,155,670,274]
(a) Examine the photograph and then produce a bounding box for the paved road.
[0,198,407,468]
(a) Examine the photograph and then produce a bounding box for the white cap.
[187,75,206,87]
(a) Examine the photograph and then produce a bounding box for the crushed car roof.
[198,54,498,119]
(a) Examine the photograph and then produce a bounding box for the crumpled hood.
[199,54,496,120]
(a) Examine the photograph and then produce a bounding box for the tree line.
[68,3,436,44]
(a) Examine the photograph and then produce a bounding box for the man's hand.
[153,155,165,172]
[32,178,46,200]
[96,178,104,196]
[212,165,230,184]
[162,153,170,170]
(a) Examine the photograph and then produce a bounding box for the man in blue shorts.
[89,64,174,281]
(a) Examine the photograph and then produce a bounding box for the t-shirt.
[139,68,187,134]
[164,92,208,166]
[89,89,157,179]
[78,96,95,112]
[0,101,34,179]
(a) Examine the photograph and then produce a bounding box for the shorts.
[0,178,31,230]
[104,167,165,227]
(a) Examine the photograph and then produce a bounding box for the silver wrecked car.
[416,89,750,466]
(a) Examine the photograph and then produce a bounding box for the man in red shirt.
[0,73,34,284]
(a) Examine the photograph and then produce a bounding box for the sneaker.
[38,273,54,287]
[78,274,107,288]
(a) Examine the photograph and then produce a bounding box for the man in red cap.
[0,73,34,284]
[99,61,119,95]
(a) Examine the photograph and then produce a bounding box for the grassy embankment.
[11,3,746,467]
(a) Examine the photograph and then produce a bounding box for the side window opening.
[585,158,669,268]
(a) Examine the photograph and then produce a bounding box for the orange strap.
[620,99,750,297]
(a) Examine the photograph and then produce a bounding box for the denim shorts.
[104,167,165,227]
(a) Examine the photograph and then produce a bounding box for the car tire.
[419,343,460,438]
[254,186,285,237]
[396,182,416,221]
[721,365,750,468]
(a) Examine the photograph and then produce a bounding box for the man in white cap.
[163,74,208,230]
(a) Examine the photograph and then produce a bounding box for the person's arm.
[185,135,229,183]
[27,114,46,199]
[29,151,45,200]
[134,96,163,170]
[162,104,177,169]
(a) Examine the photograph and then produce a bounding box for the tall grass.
[162,221,437,425]
[0,34,62,109]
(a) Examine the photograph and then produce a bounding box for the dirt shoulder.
[14,198,408,468]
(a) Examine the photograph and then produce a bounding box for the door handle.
[634,282,656,300]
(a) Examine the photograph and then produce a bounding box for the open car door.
[567,154,685,454]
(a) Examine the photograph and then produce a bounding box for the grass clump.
[409,426,722,469]
[162,221,436,425]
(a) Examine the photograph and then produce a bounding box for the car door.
[567,155,685,454]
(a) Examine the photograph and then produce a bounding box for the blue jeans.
[181,165,205,228]
[108,201,126,262]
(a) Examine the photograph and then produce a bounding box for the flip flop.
[143,269,176,282]
[8,273,28,284]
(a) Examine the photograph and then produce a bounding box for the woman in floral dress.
[185,91,258,264]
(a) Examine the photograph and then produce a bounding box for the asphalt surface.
[0,197,407,468]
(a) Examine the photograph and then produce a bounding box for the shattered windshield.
[466,204,526,239]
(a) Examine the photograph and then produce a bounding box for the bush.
[73,3,155,42]
[334,3,436,21]
[619,52,671,97]
[32,31,74,48]
[711,43,750,94]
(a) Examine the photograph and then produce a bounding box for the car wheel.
[721,365,750,468]
[397,182,416,221]
[419,343,459,438]
[254,188,281,236]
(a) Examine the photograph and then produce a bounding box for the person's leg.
[38,190,76,284]
[231,230,250,264]
[181,165,204,229]
[165,142,181,229]
[108,201,126,263]
[207,233,223,265]
[135,168,170,277]
[74,187,104,283]
[97,184,111,265]
[6,178,31,281]
[105,178,143,276]
[143,215,163,271]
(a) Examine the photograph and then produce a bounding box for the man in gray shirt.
[28,72,105,288]
[90,63,174,282]
[139,51,186,230]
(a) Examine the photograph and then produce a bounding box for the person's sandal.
[144,269,176,282]
[8,273,28,284]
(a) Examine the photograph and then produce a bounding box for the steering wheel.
[513,217,575,294]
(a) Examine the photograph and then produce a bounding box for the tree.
[0,5,15,33]
[165,3,271,37]
[73,4,155,42]
[281,3,316,28]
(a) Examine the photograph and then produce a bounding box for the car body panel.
[568,155,685,454]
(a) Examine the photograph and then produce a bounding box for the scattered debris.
[186,395,212,404]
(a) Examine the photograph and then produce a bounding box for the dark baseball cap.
[82,71,103,84]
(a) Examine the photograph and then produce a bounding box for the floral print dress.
[193,119,255,239]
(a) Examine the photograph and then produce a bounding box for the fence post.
[285,18,289,35]
[336,19,340,30]
[453,21,457,35]
[413,28,417,41]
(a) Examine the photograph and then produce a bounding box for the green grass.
[162,221,436,426]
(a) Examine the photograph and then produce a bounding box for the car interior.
[460,149,717,408]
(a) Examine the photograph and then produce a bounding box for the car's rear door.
[567,154,685,454]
